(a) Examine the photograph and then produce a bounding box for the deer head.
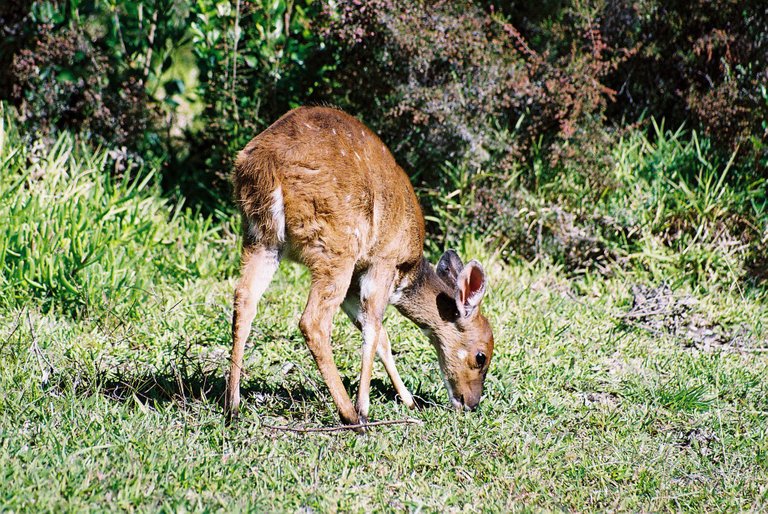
[396,250,494,411]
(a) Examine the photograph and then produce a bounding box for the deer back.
[233,107,425,270]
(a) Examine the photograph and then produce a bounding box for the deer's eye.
[475,352,487,368]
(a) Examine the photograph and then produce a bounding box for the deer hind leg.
[226,244,280,419]
[299,259,359,426]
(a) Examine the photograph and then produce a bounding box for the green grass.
[2,111,768,511]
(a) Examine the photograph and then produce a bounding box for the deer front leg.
[354,266,397,423]
[299,262,359,426]
[342,286,415,415]
[376,330,415,409]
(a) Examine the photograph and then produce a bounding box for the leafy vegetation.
[0,108,237,318]
[442,120,767,285]
[2,90,768,511]
[1,0,767,510]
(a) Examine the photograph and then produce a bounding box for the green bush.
[0,0,333,209]
[0,109,238,319]
[1,0,766,287]
[437,120,767,286]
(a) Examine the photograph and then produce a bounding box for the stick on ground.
[260,418,424,433]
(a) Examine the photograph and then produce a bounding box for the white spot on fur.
[332,128,337,135]
[247,220,262,241]
[354,227,361,239]
[341,149,346,157]
[271,186,285,242]
[354,151,361,161]
[457,349,468,360]
[362,324,376,345]
[360,274,376,301]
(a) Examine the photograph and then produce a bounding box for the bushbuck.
[225,106,494,426]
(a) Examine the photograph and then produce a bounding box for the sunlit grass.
[1,112,767,511]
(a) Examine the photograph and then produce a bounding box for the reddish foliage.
[321,0,630,175]
[601,0,768,159]
[7,25,152,147]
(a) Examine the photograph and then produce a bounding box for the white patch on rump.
[271,186,286,242]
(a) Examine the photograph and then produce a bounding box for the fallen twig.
[1,309,24,353]
[260,418,424,433]
[412,394,452,411]
[27,311,54,386]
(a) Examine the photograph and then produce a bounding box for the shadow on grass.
[59,344,442,421]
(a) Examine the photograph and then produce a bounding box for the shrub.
[458,121,768,284]
[0,0,334,210]
[599,0,768,163]
[321,0,628,178]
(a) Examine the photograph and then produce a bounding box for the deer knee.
[300,311,325,346]
[233,285,254,315]
[298,310,313,340]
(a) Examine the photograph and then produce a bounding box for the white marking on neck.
[389,277,410,305]
[271,186,285,242]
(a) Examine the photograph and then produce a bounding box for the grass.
[2,111,768,511]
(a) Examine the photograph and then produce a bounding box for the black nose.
[464,399,479,412]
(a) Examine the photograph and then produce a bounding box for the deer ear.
[436,249,464,287]
[455,260,486,318]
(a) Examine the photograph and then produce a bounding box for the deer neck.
[393,257,450,334]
